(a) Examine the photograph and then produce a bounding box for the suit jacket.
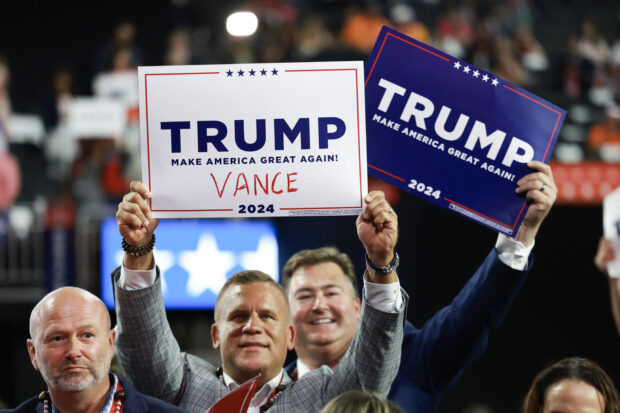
[113,269,406,413]
[286,249,532,413]
[0,378,189,413]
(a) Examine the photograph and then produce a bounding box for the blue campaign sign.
[365,26,566,235]
[100,218,278,310]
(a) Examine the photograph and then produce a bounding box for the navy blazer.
[1,378,189,413]
[287,249,532,413]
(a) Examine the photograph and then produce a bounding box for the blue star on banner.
[226,70,233,77]
[249,69,256,76]
[271,68,278,75]
[238,69,245,76]
[260,69,267,76]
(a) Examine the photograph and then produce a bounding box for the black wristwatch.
[365,252,399,275]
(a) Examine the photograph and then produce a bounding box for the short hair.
[321,391,404,413]
[522,357,620,413]
[214,270,289,321]
[281,246,358,298]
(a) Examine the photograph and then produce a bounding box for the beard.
[37,356,110,392]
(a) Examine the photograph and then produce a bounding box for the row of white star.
[453,61,499,86]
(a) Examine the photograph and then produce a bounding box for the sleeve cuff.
[495,233,534,271]
[363,272,403,313]
[119,260,157,290]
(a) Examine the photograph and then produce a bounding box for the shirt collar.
[100,374,120,413]
[221,370,284,407]
[296,359,312,379]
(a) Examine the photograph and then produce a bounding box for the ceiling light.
[226,11,258,37]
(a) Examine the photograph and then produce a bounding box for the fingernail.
[144,220,149,227]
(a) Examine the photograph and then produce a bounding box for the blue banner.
[365,26,566,235]
[100,218,278,310]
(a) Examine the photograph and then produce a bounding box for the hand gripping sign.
[139,62,367,218]
[365,26,566,235]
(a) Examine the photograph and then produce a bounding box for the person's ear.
[211,324,220,350]
[109,327,116,348]
[287,324,295,351]
[27,339,39,371]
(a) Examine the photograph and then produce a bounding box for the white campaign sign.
[67,97,126,139]
[138,62,367,218]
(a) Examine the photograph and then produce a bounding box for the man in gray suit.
[112,181,405,413]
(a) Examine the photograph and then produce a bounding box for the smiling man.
[2,287,188,413]
[111,181,406,413]
[282,161,558,413]
[282,248,361,374]
[211,271,295,389]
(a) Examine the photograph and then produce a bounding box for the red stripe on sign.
[365,32,450,87]
[151,209,234,212]
[144,71,220,211]
[368,164,406,182]
[280,206,363,210]
[147,72,220,76]
[287,67,365,208]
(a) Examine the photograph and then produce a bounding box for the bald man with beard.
[2,287,188,413]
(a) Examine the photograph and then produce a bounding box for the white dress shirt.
[119,261,404,311]
[221,370,284,413]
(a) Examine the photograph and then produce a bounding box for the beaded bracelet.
[122,234,155,256]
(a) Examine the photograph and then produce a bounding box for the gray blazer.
[113,267,406,413]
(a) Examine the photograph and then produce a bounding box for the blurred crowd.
[0,0,618,217]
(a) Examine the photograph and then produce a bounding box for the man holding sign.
[283,161,557,412]
[111,181,405,412]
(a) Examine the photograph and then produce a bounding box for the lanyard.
[259,381,285,413]
[289,366,299,382]
[40,379,125,413]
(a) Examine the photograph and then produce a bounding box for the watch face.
[366,252,399,274]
